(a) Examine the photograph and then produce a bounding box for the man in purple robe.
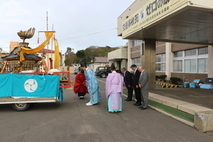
[105,63,123,112]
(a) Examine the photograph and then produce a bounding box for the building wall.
[128,40,142,67]
[156,42,166,54]
[10,42,19,52]
[117,0,149,36]
[119,0,212,84]
[172,43,206,52]
[171,73,207,83]
[108,48,127,60]
[129,41,209,83]
[191,0,213,8]
[156,72,165,76]
[127,40,133,69]
[108,48,128,70]
[155,42,208,83]
[131,45,141,58]
[208,45,213,77]
[156,72,207,83]
[156,42,206,53]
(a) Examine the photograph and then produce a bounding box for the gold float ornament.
[17,27,35,43]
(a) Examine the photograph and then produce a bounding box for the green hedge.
[158,75,167,82]
[170,77,181,85]
[159,75,167,79]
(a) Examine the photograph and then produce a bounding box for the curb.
[123,93,194,127]
[149,105,194,126]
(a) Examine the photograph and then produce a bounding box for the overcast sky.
[0,0,134,53]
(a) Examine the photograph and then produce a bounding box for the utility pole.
[51,24,54,59]
[38,11,55,70]
[46,11,48,32]
[46,11,49,69]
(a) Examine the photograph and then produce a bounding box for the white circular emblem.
[24,79,38,92]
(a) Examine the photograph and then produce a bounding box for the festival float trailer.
[0,28,71,111]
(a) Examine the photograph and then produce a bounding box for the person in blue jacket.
[80,61,101,106]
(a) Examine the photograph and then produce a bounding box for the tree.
[76,50,87,62]
[75,46,122,64]
[64,47,77,66]
[84,46,97,62]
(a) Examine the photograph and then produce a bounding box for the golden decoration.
[17,27,35,43]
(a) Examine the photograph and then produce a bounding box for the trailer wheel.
[12,103,30,111]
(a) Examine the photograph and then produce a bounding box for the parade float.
[0,28,71,111]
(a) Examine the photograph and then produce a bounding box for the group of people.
[121,64,149,110]
[73,62,149,112]
[73,61,101,106]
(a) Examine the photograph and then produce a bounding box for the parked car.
[95,66,111,78]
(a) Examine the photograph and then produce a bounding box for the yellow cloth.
[54,38,60,69]
[20,31,55,62]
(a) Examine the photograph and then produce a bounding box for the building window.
[184,59,196,73]
[174,51,183,57]
[156,63,166,71]
[173,47,208,73]
[185,49,196,56]
[198,47,208,55]
[132,40,142,47]
[173,60,182,72]
[156,54,165,62]
[156,54,165,71]
[198,58,208,73]
[132,57,141,66]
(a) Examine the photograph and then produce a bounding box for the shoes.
[109,111,118,113]
[139,106,147,110]
[79,96,84,99]
[133,103,142,106]
[125,98,132,101]
[86,102,93,106]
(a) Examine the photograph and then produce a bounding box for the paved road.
[0,76,212,142]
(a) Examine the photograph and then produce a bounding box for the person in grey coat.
[138,66,149,110]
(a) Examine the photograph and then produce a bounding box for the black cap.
[110,63,116,70]
[80,61,87,67]
[130,64,137,68]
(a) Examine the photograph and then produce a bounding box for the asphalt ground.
[1,90,211,142]
[0,75,212,141]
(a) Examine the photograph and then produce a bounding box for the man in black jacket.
[121,68,133,101]
[130,64,141,106]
